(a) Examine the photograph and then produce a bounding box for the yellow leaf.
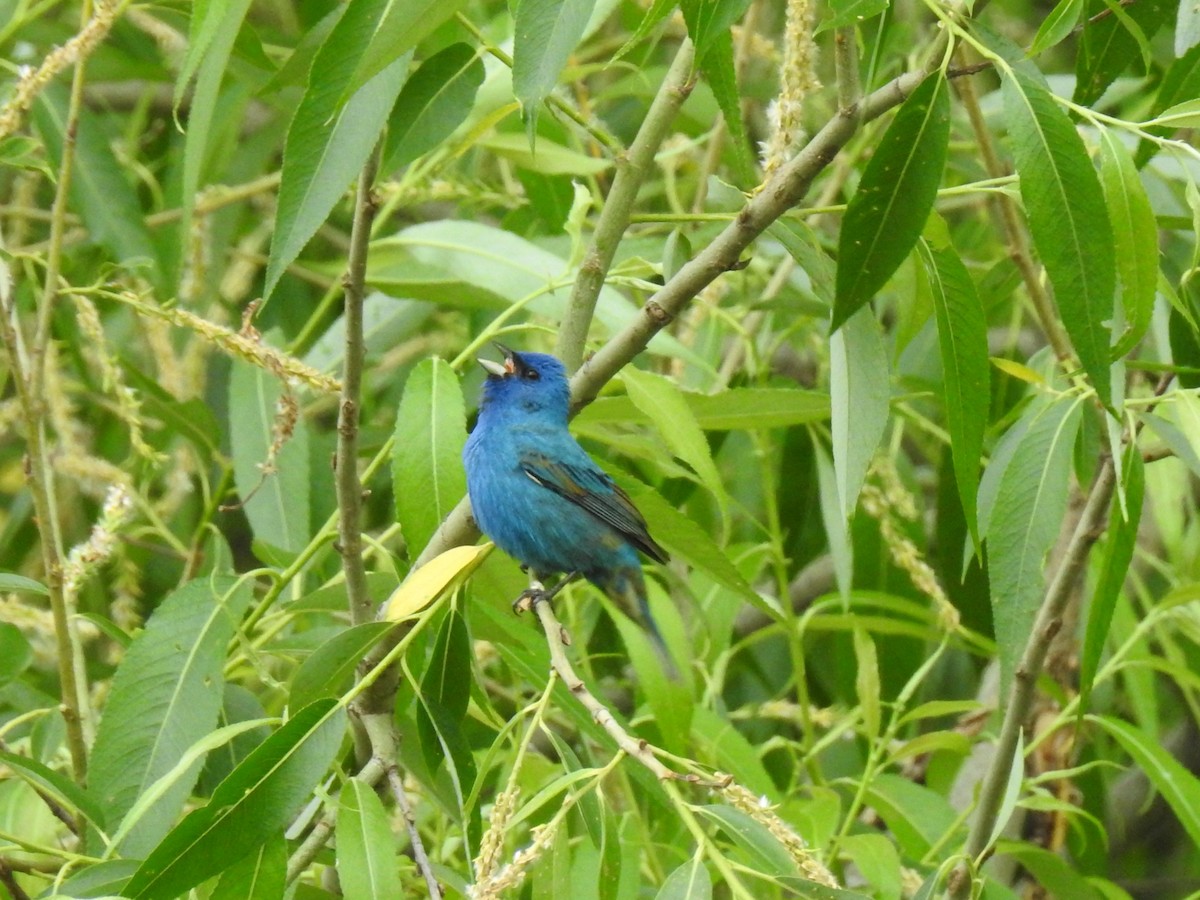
[384,543,493,622]
[989,356,1046,386]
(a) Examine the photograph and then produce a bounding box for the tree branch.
[408,62,937,570]
[337,144,380,630]
[555,39,696,372]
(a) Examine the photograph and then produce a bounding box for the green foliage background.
[2,0,1200,897]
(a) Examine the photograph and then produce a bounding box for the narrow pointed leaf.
[211,831,287,900]
[337,779,403,900]
[88,578,252,856]
[697,30,755,185]
[345,0,470,101]
[384,43,485,173]
[264,0,410,299]
[1029,0,1085,56]
[656,857,713,900]
[1099,130,1157,357]
[830,307,890,519]
[832,73,950,331]
[986,395,1084,691]
[229,359,312,554]
[680,0,753,62]
[513,0,595,131]
[177,0,253,263]
[1090,714,1200,849]
[393,358,467,553]
[918,240,989,546]
[125,700,346,899]
[622,368,729,522]
[1003,65,1115,406]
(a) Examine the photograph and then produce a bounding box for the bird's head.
[477,345,570,420]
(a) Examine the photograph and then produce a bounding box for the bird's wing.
[519,450,668,563]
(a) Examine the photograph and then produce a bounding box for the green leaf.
[392,358,468,554]
[694,805,801,881]
[680,0,753,63]
[769,220,836,306]
[412,612,478,839]
[177,0,253,266]
[1090,713,1200,849]
[513,0,595,134]
[88,577,252,857]
[1079,447,1143,717]
[621,367,729,524]
[918,240,989,547]
[369,221,670,352]
[228,359,313,554]
[1178,0,1200,57]
[344,0,470,102]
[612,473,761,607]
[862,774,959,858]
[0,623,31,689]
[1145,97,1200,128]
[289,622,396,711]
[51,860,140,898]
[832,73,950,331]
[477,133,614,176]
[575,386,829,432]
[416,606,472,776]
[696,30,754,185]
[986,730,1026,852]
[853,627,880,740]
[1074,0,1172,105]
[33,86,157,275]
[383,43,485,172]
[337,779,403,900]
[815,440,852,596]
[1002,65,1115,406]
[656,857,712,900]
[986,395,1084,691]
[124,700,347,899]
[995,841,1105,899]
[0,572,48,596]
[0,749,106,829]
[211,831,287,900]
[1099,130,1157,357]
[819,0,889,32]
[830,307,890,518]
[1028,0,1085,56]
[264,0,412,299]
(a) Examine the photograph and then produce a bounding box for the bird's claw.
[513,579,547,615]
[512,588,543,615]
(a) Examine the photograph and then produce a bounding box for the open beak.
[477,343,516,378]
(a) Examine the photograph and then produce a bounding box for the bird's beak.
[478,343,516,378]
[477,356,508,378]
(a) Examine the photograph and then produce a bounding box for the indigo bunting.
[463,345,675,671]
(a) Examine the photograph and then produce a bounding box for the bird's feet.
[512,571,579,615]
[512,581,545,615]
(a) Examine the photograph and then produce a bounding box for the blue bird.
[462,345,675,672]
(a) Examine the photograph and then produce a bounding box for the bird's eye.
[525,369,540,381]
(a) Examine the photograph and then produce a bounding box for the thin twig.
[530,596,693,782]
[336,144,381,630]
[387,765,442,898]
[410,59,941,570]
[555,39,697,372]
[0,857,32,900]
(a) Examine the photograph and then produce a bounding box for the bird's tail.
[599,567,680,681]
